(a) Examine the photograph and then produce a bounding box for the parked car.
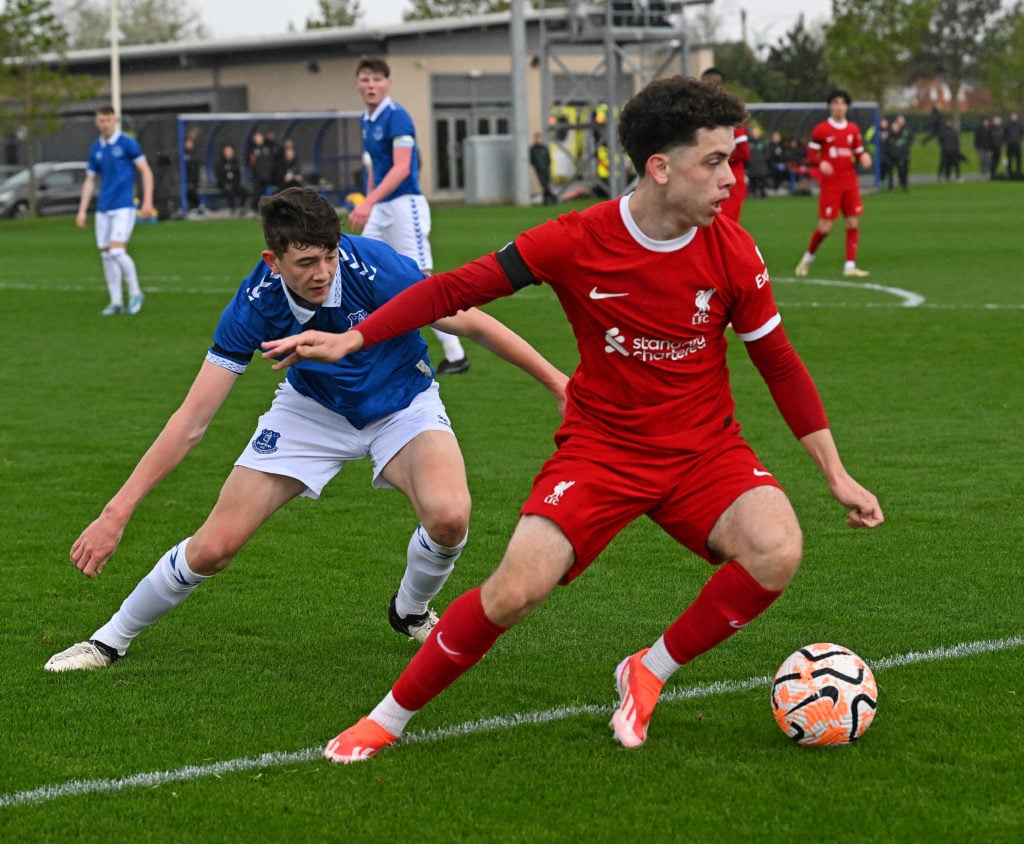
[0,161,91,218]
[0,164,20,182]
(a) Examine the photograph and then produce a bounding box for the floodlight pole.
[510,0,531,206]
[110,0,121,117]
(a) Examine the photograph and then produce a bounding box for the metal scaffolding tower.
[538,1,709,198]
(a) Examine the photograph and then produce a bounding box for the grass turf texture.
[0,182,1021,841]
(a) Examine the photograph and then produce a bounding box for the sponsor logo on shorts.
[251,428,281,455]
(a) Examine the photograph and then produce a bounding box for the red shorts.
[520,431,783,583]
[817,173,863,219]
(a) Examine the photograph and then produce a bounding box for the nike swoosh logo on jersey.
[589,287,629,300]
[753,468,773,477]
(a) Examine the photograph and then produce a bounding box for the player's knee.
[185,535,240,575]
[746,525,803,591]
[421,501,470,549]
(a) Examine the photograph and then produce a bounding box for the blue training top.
[87,131,145,212]
[361,97,422,200]
[207,233,436,429]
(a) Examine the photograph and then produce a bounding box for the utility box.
[464,135,514,205]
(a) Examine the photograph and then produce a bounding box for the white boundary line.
[1,278,1022,309]
[2,635,1021,809]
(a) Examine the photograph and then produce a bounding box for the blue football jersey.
[361,97,422,200]
[88,131,145,211]
[207,234,435,429]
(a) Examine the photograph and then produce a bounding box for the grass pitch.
[0,180,1021,841]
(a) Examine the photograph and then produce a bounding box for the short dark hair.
[356,55,390,77]
[828,89,852,106]
[618,76,748,175]
[96,105,116,116]
[700,66,725,83]
[259,187,340,257]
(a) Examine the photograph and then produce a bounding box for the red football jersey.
[806,118,865,177]
[514,197,779,452]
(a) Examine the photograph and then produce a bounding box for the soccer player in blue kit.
[45,187,567,672]
[350,56,471,375]
[76,105,154,316]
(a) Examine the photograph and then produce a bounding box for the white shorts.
[362,194,433,272]
[94,207,137,249]
[235,380,454,499]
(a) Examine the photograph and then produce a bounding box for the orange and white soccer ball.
[771,643,878,746]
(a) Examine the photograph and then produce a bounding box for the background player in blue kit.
[76,105,154,316]
[45,187,567,673]
[350,56,471,376]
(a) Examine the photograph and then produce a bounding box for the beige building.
[36,5,707,207]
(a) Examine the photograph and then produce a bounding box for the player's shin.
[390,586,506,713]
[91,537,212,654]
[661,560,782,665]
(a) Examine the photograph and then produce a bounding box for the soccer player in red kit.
[701,66,749,222]
[795,89,873,278]
[263,76,885,762]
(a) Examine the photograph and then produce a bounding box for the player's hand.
[347,201,371,232]
[261,329,365,369]
[139,202,154,221]
[828,475,884,529]
[75,212,87,229]
[819,161,834,177]
[70,515,125,578]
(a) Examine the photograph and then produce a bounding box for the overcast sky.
[201,1,834,46]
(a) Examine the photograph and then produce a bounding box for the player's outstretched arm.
[261,329,365,370]
[69,362,238,578]
[798,429,884,529]
[433,308,568,415]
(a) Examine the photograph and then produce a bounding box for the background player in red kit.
[263,76,885,762]
[795,89,873,278]
[701,66,749,223]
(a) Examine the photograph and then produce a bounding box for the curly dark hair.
[259,187,340,256]
[618,76,748,175]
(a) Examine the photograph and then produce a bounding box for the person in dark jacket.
[884,115,913,191]
[215,144,246,214]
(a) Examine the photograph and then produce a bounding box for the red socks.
[662,561,782,665]
[845,228,860,262]
[808,229,827,255]
[392,586,506,711]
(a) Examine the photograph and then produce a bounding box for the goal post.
[175,111,364,215]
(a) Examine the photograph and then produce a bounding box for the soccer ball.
[771,643,878,746]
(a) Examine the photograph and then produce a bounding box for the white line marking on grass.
[3,635,1021,809]
[774,277,926,307]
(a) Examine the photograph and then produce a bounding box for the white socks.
[91,538,212,655]
[641,636,684,683]
[431,327,466,362]
[108,247,141,297]
[395,524,465,617]
[368,691,418,737]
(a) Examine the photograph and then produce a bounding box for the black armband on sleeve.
[495,241,538,291]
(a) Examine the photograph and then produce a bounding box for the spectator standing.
[988,115,1005,179]
[278,139,305,191]
[794,90,872,278]
[938,119,964,182]
[1004,112,1022,179]
[869,117,890,186]
[247,132,275,211]
[974,117,993,177]
[529,132,557,205]
[182,133,201,215]
[768,130,788,192]
[215,144,246,215]
[885,115,913,191]
[76,105,154,316]
[351,55,470,376]
[746,124,771,199]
